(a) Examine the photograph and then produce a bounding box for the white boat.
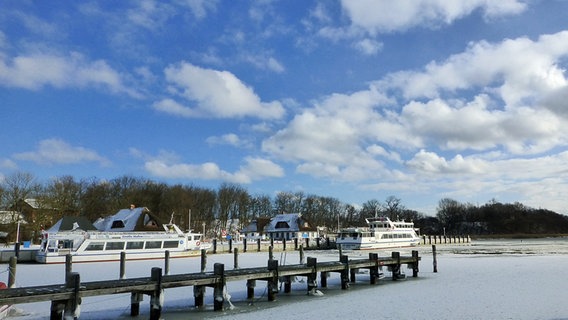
[35,207,211,264]
[336,217,420,250]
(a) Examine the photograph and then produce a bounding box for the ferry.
[336,217,420,250]
[36,207,210,264]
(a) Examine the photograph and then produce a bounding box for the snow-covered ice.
[2,238,568,319]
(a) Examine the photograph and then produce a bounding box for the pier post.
[193,286,205,307]
[233,248,239,269]
[350,267,356,283]
[130,292,143,316]
[391,251,401,280]
[243,238,247,253]
[8,256,16,288]
[267,259,279,301]
[164,250,170,275]
[120,252,126,279]
[316,237,320,248]
[283,239,286,251]
[65,254,73,279]
[246,280,256,300]
[228,239,233,253]
[270,237,274,248]
[307,257,317,294]
[149,267,163,320]
[299,245,305,264]
[200,249,207,272]
[257,238,261,252]
[63,272,81,320]
[284,276,292,293]
[369,253,379,285]
[305,237,309,249]
[213,263,225,311]
[269,246,274,261]
[412,250,419,277]
[294,238,298,250]
[432,245,438,273]
[340,255,350,289]
[320,271,328,287]
[212,239,217,254]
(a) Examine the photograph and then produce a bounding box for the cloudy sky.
[1,0,568,215]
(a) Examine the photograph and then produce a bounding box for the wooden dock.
[0,250,420,319]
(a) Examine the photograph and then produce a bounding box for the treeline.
[1,172,567,239]
[430,198,568,236]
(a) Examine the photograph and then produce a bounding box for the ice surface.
[2,238,568,319]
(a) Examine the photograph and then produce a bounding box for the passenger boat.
[35,207,210,264]
[336,217,420,250]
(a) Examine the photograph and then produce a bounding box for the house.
[263,213,318,241]
[241,217,271,240]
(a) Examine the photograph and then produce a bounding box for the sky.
[1,0,568,215]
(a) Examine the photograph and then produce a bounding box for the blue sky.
[1,0,568,215]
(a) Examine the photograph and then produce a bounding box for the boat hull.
[35,249,203,264]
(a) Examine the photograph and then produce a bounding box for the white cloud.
[13,139,110,166]
[144,156,283,184]
[0,51,139,97]
[353,38,383,55]
[206,133,252,148]
[340,0,526,34]
[155,62,285,119]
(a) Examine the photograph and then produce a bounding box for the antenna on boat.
[169,212,175,225]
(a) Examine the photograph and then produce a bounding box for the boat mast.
[188,209,191,232]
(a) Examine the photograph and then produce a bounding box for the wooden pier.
[0,250,420,319]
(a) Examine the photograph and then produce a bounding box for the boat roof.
[93,207,163,232]
[48,216,97,232]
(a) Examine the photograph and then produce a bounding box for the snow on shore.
[3,239,568,319]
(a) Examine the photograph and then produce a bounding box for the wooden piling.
[294,238,298,250]
[120,252,126,279]
[228,239,233,253]
[369,253,379,285]
[213,263,225,311]
[200,249,207,273]
[391,251,401,280]
[164,250,170,275]
[8,256,16,288]
[340,255,350,289]
[233,248,239,269]
[268,246,274,261]
[432,245,438,273]
[299,245,305,264]
[149,267,163,320]
[65,254,72,279]
[320,271,328,287]
[130,292,143,316]
[243,238,247,253]
[193,286,205,307]
[246,279,256,300]
[63,272,81,320]
[267,259,279,301]
[212,239,217,254]
[257,238,261,252]
[412,250,419,277]
[283,239,286,251]
[307,257,317,293]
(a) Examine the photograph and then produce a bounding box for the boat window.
[126,241,144,250]
[111,220,125,229]
[145,241,162,249]
[85,242,104,251]
[106,242,125,250]
[163,241,179,248]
